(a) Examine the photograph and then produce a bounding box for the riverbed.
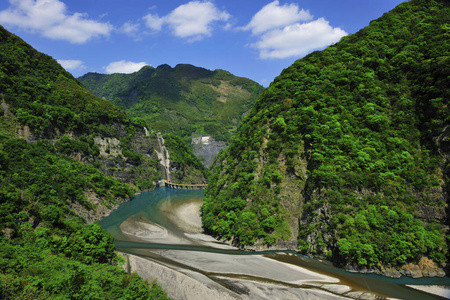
[99,188,450,300]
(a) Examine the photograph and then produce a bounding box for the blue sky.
[0,0,405,86]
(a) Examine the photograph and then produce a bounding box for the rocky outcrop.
[299,204,334,257]
[94,137,123,157]
[192,135,227,168]
[415,205,447,223]
[1,99,11,117]
[71,190,124,224]
[346,257,446,279]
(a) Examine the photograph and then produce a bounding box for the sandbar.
[405,285,450,299]
[119,215,189,245]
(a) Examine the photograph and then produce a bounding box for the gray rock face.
[192,136,227,168]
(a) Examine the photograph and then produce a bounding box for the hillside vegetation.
[202,0,449,274]
[0,25,173,298]
[78,64,264,144]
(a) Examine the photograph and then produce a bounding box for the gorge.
[0,0,449,298]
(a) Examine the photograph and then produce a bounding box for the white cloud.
[243,0,312,35]
[143,1,230,42]
[0,0,112,44]
[119,21,141,40]
[57,59,86,71]
[105,60,148,74]
[255,18,347,59]
[120,21,140,35]
[244,1,347,59]
[143,13,165,31]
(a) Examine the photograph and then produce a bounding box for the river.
[99,188,450,300]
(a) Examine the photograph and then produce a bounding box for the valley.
[0,0,449,299]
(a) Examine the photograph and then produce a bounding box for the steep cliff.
[202,0,449,276]
[192,136,227,168]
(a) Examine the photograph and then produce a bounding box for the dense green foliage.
[0,27,131,137]
[0,135,133,232]
[79,64,264,144]
[203,0,449,269]
[0,26,170,298]
[0,225,168,299]
[335,205,446,267]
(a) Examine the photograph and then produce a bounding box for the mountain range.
[78,64,264,145]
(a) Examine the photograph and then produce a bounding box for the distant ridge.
[79,64,265,144]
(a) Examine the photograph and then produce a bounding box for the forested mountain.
[78,64,264,144]
[0,24,205,298]
[202,0,449,276]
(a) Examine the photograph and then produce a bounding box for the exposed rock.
[1,228,13,239]
[400,264,424,278]
[1,100,11,117]
[247,239,298,251]
[346,257,446,279]
[415,204,447,223]
[400,257,446,278]
[345,264,377,275]
[378,267,402,278]
[120,253,358,300]
[71,190,126,224]
[192,135,227,168]
[17,125,33,141]
[94,137,122,157]
[300,204,334,257]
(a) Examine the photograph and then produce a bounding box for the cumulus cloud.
[0,0,112,44]
[243,0,312,35]
[143,1,230,42]
[255,18,347,59]
[105,60,148,74]
[57,59,86,71]
[144,13,164,31]
[244,1,347,59]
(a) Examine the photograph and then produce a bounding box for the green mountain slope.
[0,25,176,298]
[202,0,449,275]
[78,64,264,143]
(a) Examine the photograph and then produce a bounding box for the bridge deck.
[160,180,207,190]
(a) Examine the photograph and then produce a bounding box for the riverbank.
[405,285,450,299]
[100,188,450,300]
[121,251,357,300]
[115,197,389,299]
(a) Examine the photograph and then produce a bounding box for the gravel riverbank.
[116,198,393,300]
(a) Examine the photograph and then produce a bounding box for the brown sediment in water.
[160,197,204,233]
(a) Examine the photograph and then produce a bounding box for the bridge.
[160,180,207,190]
